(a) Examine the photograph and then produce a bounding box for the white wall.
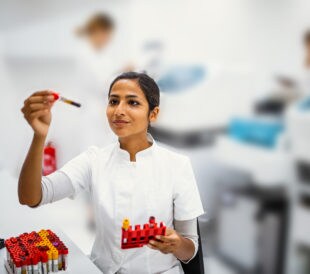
[1,0,310,175]
[130,0,310,76]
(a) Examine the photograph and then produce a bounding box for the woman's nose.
[114,101,126,116]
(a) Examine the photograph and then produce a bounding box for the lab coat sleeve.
[37,171,75,206]
[174,218,199,264]
[57,146,97,198]
[173,157,205,221]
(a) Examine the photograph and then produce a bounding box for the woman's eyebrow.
[109,94,139,99]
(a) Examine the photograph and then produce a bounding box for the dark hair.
[108,72,160,112]
[304,30,310,45]
[77,13,114,35]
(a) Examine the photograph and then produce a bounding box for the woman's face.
[106,79,159,138]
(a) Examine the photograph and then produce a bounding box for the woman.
[18,72,204,274]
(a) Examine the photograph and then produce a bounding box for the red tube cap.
[52,92,60,100]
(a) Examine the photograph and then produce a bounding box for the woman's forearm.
[18,134,46,206]
[173,235,195,261]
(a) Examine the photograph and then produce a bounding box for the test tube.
[32,255,39,274]
[47,251,52,273]
[40,253,48,274]
[52,92,81,108]
[37,259,42,274]
[11,254,15,274]
[26,257,32,274]
[21,259,27,274]
[52,249,58,272]
[57,248,62,270]
[5,241,11,266]
[7,247,12,268]
[122,218,130,244]
[62,248,68,271]
[14,259,22,274]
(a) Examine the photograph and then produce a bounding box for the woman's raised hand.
[21,90,56,138]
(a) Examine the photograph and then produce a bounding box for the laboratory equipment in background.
[157,65,206,94]
[255,75,301,116]
[214,178,288,274]
[43,142,57,176]
[209,116,292,273]
[285,96,310,274]
[228,116,283,148]
[137,40,165,79]
[149,62,227,149]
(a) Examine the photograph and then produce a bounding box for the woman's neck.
[119,132,152,162]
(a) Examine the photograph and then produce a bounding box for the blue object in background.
[157,65,206,93]
[298,96,310,111]
[228,117,284,148]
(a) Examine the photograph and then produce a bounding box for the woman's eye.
[129,100,139,106]
[109,99,118,105]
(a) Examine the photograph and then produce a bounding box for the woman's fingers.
[29,103,52,112]
[21,90,54,137]
[147,240,172,254]
[22,104,51,118]
[22,92,55,117]
[25,95,55,105]
[28,109,49,120]
[155,235,174,244]
[31,90,53,97]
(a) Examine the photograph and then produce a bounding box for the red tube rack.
[121,216,166,249]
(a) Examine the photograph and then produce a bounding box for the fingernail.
[149,240,154,244]
[155,236,160,239]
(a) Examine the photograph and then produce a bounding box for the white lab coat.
[58,134,204,274]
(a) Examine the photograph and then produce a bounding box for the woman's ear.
[149,107,160,123]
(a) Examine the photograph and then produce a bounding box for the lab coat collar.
[115,133,157,162]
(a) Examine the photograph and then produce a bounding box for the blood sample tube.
[62,247,68,270]
[32,255,39,274]
[52,249,58,272]
[15,259,22,274]
[21,259,27,274]
[40,252,48,274]
[57,248,62,270]
[26,257,32,274]
[47,251,52,273]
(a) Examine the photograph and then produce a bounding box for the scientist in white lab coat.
[74,13,124,151]
[18,72,204,274]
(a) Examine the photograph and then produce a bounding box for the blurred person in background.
[76,12,131,95]
[74,13,135,232]
[73,13,135,152]
[74,13,120,152]
[18,72,204,274]
[301,29,310,95]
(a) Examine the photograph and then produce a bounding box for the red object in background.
[43,142,57,176]
[121,216,166,249]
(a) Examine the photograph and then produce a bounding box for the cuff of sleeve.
[174,209,205,221]
[178,238,198,264]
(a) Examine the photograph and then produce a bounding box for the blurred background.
[1,0,310,273]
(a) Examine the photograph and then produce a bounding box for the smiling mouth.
[113,120,130,126]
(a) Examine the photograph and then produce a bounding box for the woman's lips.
[113,120,129,126]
